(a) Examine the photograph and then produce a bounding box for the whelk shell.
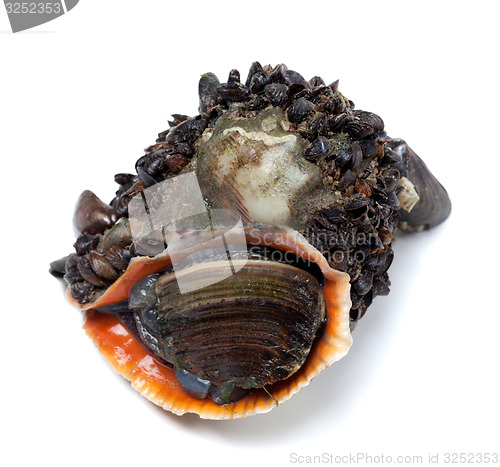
[51,62,451,419]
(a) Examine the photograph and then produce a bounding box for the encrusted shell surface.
[54,61,451,419]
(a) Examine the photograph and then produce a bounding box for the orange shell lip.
[70,224,352,419]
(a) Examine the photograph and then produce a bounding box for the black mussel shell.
[198,72,220,115]
[387,139,452,229]
[134,259,326,390]
[73,190,117,236]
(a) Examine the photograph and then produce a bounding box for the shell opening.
[81,223,352,419]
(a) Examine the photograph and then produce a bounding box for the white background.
[1,1,499,466]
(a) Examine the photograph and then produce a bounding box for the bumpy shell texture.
[51,62,451,419]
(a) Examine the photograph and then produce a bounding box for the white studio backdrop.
[1,1,499,466]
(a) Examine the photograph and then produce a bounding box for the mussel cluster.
[51,62,451,419]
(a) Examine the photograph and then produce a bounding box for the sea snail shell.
[53,62,451,419]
